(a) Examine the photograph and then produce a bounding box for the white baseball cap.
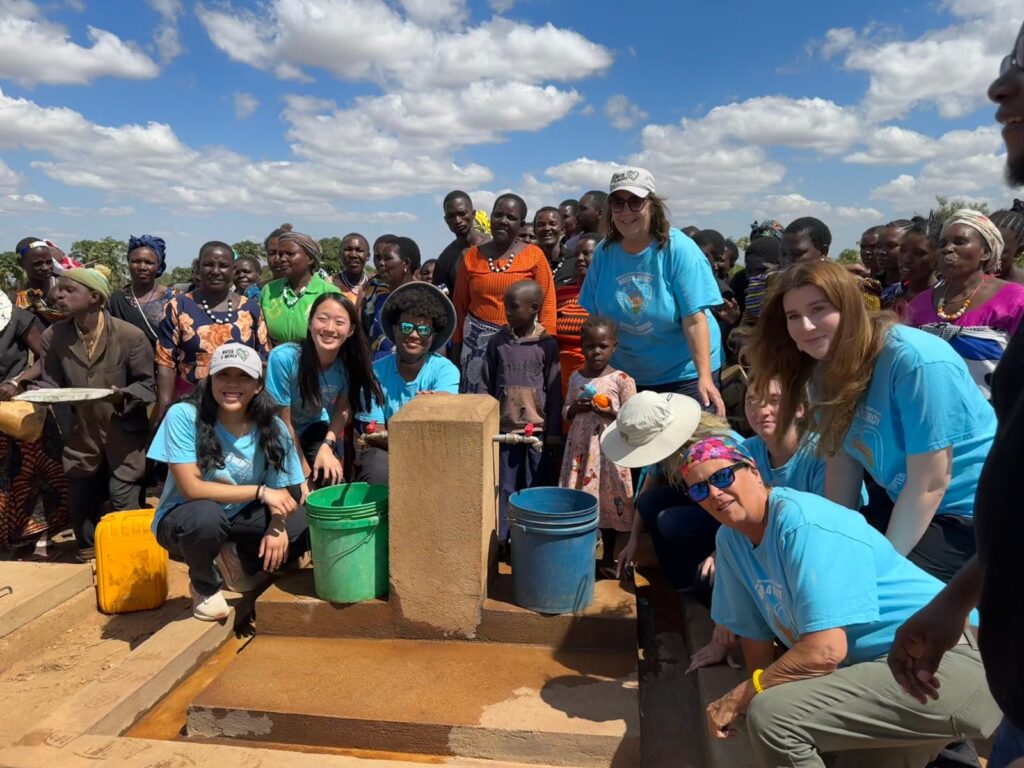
[609,167,656,198]
[208,342,262,379]
[600,391,701,468]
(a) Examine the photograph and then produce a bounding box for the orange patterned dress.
[155,291,269,390]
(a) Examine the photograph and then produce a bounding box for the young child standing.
[482,280,563,543]
[559,316,636,575]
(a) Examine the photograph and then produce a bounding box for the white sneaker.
[191,586,230,621]
[214,542,264,593]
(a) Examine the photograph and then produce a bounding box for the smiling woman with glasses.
[678,435,1000,765]
[353,282,459,486]
[578,167,726,414]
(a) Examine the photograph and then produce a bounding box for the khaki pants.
[743,638,1001,768]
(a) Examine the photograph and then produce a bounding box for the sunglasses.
[686,462,748,503]
[1000,24,1024,76]
[398,321,434,338]
[609,195,647,213]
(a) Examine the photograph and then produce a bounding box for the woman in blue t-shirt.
[355,282,460,486]
[679,435,998,762]
[148,342,309,622]
[747,260,996,583]
[265,293,382,491]
[578,167,724,414]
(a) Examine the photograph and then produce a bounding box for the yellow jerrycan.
[94,509,168,614]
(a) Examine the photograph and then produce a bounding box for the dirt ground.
[0,558,193,747]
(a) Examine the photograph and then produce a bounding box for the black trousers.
[156,493,309,596]
[68,467,146,550]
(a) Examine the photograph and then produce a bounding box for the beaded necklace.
[485,249,517,273]
[935,275,988,322]
[198,291,235,324]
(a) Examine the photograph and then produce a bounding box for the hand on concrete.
[616,535,638,580]
[688,640,728,673]
[706,685,748,739]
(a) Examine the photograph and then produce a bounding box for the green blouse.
[259,274,340,345]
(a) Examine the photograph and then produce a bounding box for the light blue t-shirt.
[579,228,723,386]
[744,434,868,507]
[842,325,995,518]
[265,343,349,435]
[356,352,460,424]
[148,402,305,532]
[711,487,975,665]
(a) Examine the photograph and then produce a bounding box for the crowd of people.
[0,16,1022,768]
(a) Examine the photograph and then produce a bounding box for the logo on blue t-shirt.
[754,578,799,646]
[615,273,654,333]
[221,451,254,485]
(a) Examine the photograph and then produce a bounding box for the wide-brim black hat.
[381,282,457,354]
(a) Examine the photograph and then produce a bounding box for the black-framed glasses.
[398,321,434,337]
[609,195,647,213]
[1000,23,1024,76]
[686,463,747,503]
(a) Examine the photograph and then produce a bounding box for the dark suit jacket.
[39,312,155,480]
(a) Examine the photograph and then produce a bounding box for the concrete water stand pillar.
[387,393,499,639]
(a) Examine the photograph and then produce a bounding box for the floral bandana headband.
[680,435,756,481]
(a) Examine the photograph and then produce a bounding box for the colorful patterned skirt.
[0,416,68,549]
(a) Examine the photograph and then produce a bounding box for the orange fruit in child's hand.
[593,394,611,409]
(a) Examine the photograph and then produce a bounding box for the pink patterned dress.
[559,368,637,532]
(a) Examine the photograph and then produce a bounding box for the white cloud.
[0,86,493,217]
[820,27,855,59]
[695,96,864,154]
[0,1,160,85]
[397,0,466,27]
[489,0,515,12]
[232,92,260,120]
[825,1,1022,120]
[196,0,612,89]
[0,193,49,214]
[148,0,183,63]
[836,205,885,219]
[0,158,22,195]
[99,206,136,216]
[604,95,648,131]
[870,126,1006,209]
[845,124,1000,166]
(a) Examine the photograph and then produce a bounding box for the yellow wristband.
[752,668,765,694]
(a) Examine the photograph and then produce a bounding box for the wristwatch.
[322,438,338,450]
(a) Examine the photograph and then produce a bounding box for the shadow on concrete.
[98,595,191,649]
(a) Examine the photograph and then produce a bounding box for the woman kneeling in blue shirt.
[149,342,309,622]
[748,260,995,583]
[355,282,460,485]
[682,435,999,766]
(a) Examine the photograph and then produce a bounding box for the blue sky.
[0,0,1021,268]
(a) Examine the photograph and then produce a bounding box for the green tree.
[231,240,262,262]
[837,248,861,265]
[319,236,342,276]
[71,237,129,288]
[733,235,750,252]
[159,264,195,288]
[0,251,23,292]
[919,195,991,226]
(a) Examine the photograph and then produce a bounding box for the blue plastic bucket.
[509,487,599,614]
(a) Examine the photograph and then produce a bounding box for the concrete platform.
[187,635,640,767]
[257,567,637,651]
[0,561,93,639]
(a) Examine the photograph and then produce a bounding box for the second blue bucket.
[509,487,599,614]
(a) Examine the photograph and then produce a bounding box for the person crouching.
[148,342,309,621]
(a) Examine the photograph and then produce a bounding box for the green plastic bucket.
[306,483,388,519]
[306,483,389,603]
[308,513,389,603]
